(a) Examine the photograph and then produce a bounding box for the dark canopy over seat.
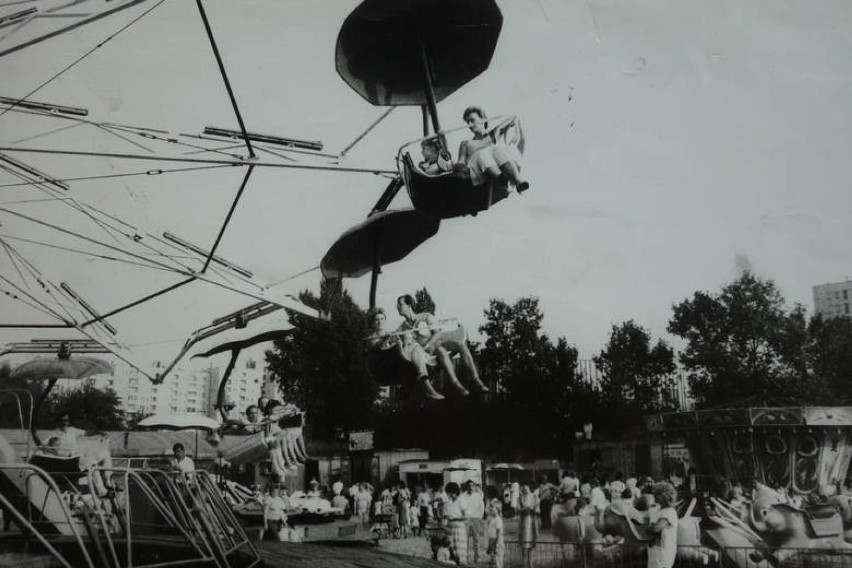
[321,208,440,279]
[336,0,502,106]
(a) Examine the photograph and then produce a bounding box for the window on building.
[846,303,849,314]
[845,290,849,300]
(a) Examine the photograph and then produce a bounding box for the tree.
[806,314,852,401]
[667,271,813,407]
[594,320,677,416]
[476,297,585,455]
[45,383,125,430]
[266,278,378,441]
[413,287,436,315]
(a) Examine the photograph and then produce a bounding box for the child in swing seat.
[419,138,453,175]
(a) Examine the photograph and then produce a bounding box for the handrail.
[0,489,83,568]
[0,462,96,568]
[0,389,34,459]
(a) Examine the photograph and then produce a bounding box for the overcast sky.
[1,0,851,371]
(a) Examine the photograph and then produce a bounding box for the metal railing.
[498,542,719,568]
[0,462,262,568]
[492,542,852,568]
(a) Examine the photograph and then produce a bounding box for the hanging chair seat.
[365,346,421,386]
[29,453,87,492]
[399,115,524,219]
[402,153,508,219]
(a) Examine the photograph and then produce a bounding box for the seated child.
[419,138,453,175]
[277,514,302,543]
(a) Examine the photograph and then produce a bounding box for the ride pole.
[215,349,241,421]
[369,229,383,311]
[31,378,57,446]
[418,37,448,152]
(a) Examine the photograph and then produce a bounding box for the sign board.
[349,430,374,451]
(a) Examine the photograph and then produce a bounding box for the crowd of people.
[334,472,684,568]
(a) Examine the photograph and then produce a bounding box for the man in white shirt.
[170,443,195,473]
[48,414,84,458]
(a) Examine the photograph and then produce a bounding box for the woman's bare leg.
[458,343,488,393]
[409,345,444,400]
[498,161,528,192]
[435,346,469,396]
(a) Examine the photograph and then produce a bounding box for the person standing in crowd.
[579,477,592,500]
[433,483,448,522]
[397,481,412,539]
[510,481,520,514]
[625,475,641,499]
[609,472,626,497]
[502,483,514,518]
[648,482,679,568]
[536,475,556,530]
[355,483,372,527]
[559,471,579,497]
[485,498,505,568]
[417,485,432,535]
[331,482,349,515]
[589,478,608,513]
[444,482,469,565]
[517,483,539,568]
[462,481,485,564]
[332,477,344,498]
[263,485,289,541]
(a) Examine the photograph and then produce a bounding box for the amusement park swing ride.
[0,0,526,566]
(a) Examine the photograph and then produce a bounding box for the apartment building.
[813,280,852,319]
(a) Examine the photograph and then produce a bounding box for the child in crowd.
[276,513,301,543]
[485,498,505,568]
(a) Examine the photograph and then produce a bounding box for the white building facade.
[813,280,852,319]
[84,357,269,418]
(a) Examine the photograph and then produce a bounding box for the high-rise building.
[83,357,267,418]
[813,280,852,319]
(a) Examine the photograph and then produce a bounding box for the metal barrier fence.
[720,546,852,568]
[496,542,718,568]
[495,542,852,568]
